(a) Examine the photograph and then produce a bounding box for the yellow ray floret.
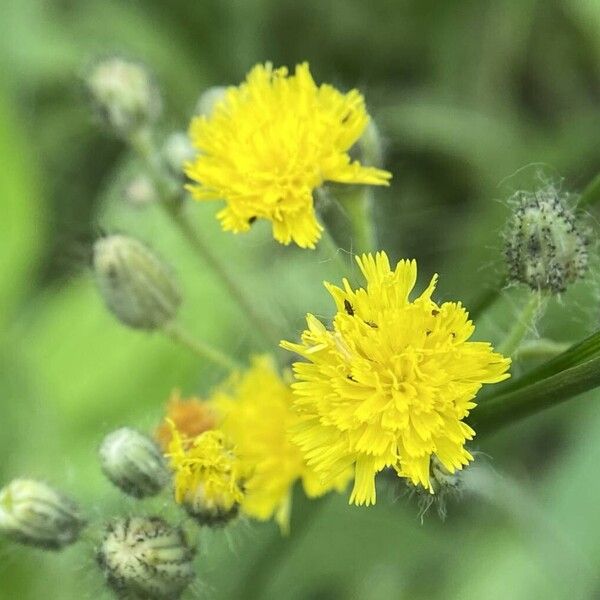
[280,252,511,506]
[166,425,243,519]
[211,355,350,532]
[186,62,391,249]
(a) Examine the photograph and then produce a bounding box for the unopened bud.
[505,185,588,293]
[0,479,86,549]
[168,429,242,527]
[162,132,195,179]
[100,427,170,498]
[123,175,158,207]
[194,86,227,117]
[93,235,181,330]
[86,57,162,136]
[97,517,195,600]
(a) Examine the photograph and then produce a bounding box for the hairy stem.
[162,321,243,371]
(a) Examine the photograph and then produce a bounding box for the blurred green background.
[2,0,600,598]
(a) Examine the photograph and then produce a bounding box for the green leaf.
[471,355,600,435]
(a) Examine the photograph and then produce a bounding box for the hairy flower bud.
[162,132,195,179]
[194,86,227,117]
[97,517,195,600]
[505,186,588,293]
[123,175,158,207]
[99,428,170,498]
[0,479,86,549]
[86,57,162,136]
[93,235,181,330]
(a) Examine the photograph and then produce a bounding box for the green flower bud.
[97,517,195,600]
[0,479,86,550]
[123,175,158,207]
[93,235,181,330]
[505,186,589,293]
[86,57,162,136]
[194,86,227,117]
[162,132,196,179]
[99,428,170,498]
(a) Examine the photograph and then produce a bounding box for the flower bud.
[93,235,181,330]
[168,429,243,527]
[194,86,227,117]
[97,517,195,600]
[162,132,196,179]
[86,57,162,136]
[0,479,86,549]
[99,427,170,498]
[123,174,158,207]
[505,186,588,293]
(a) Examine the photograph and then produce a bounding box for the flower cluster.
[159,357,350,531]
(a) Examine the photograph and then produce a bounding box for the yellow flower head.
[212,356,349,532]
[186,62,391,249]
[280,252,510,506]
[166,425,243,526]
[155,390,216,451]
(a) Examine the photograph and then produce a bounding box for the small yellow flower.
[281,252,510,506]
[186,62,391,249]
[166,425,243,526]
[212,356,349,532]
[155,390,216,451]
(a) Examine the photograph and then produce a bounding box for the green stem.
[512,339,570,362]
[498,291,544,357]
[471,355,600,435]
[165,206,282,346]
[128,129,281,348]
[162,321,243,371]
[577,172,600,210]
[342,188,377,253]
[495,329,600,396]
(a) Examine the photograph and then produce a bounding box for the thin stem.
[162,321,243,371]
[128,129,281,348]
[498,291,544,357]
[512,339,570,362]
[342,188,377,253]
[577,172,600,210]
[165,207,282,346]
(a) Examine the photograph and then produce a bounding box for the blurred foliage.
[1,0,600,598]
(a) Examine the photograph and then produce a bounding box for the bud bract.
[93,235,181,330]
[162,132,196,179]
[407,456,464,520]
[97,516,195,600]
[86,57,162,136]
[99,427,170,498]
[0,479,86,549]
[505,186,588,293]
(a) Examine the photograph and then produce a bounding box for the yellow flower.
[280,252,510,506]
[166,425,243,526]
[212,356,349,532]
[186,62,391,249]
